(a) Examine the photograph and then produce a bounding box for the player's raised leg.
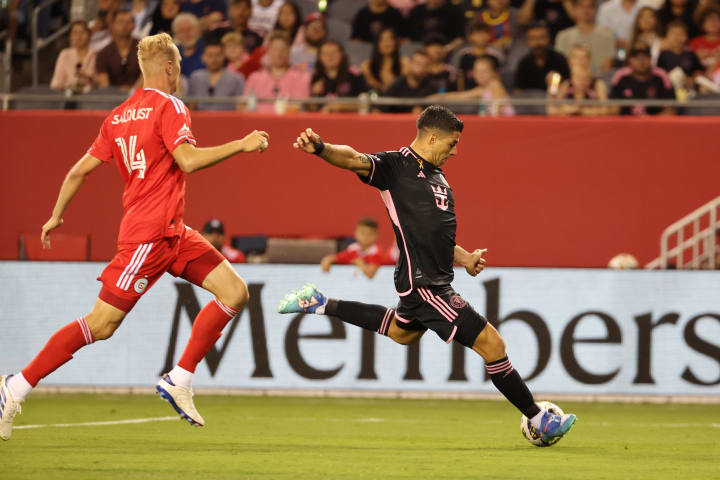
[1,299,126,441]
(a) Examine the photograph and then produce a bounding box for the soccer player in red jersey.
[0,33,269,441]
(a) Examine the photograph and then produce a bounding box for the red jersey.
[88,88,197,244]
[335,242,385,266]
[221,244,246,263]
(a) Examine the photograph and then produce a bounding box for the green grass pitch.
[2,394,719,479]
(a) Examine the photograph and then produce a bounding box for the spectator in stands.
[555,0,616,75]
[273,1,303,45]
[658,0,702,38]
[547,45,610,114]
[689,8,720,73]
[132,0,157,38]
[187,41,245,110]
[95,9,142,90]
[89,0,120,51]
[383,50,437,113]
[457,22,504,91]
[406,0,467,52]
[51,20,97,94]
[361,28,410,92]
[202,219,246,263]
[222,31,251,76]
[610,41,676,114]
[351,0,406,43]
[173,13,206,76]
[321,218,385,279]
[424,34,458,93]
[180,0,227,31]
[311,40,368,111]
[479,0,521,55]
[430,55,515,115]
[243,32,311,112]
[597,0,647,51]
[228,0,263,52]
[248,0,282,38]
[608,253,639,269]
[519,0,574,41]
[658,20,704,87]
[149,0,181,35]
[631,6,663,65]
[290,12,328,71]
[514,21,570,91]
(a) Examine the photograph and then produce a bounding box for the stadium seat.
[400,42,422,58]
[19,232,90,260]
[346,41,372,67]
[327,18,352,43]
[266,237,336,264]
[74,87,129,110]
[10,85,66,110]
[327,0,364,24]
[231,235,268,255]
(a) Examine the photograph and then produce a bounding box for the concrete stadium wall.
[1,112,719,266]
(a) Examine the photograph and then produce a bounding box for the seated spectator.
[351,0,406,43]
[273,1,303,45]
[202,219,246,263]
[457,22,504,91]
[149,0,181,35]
[430,55,514,115]
[383,50,437,113]
[228,0,263,52]
[321,218,385,279]
[187,41,245,110]
[248,0,282,38]
[290,12,328,71]
[243,32,311,112]
[361,28,410,92]
[95,9,142,90]
[689,8,720,73]
[658,20,704,87]
[555,0,615,75]
[456,0,487,22]
[519,0,574,41]
[173,13,206,77]
[479,0,521,54]
[89,0,120,51]
[631,6,663,65]
[51,20,97,94]
[180,0,227,31]
[311,41,368,111]
[597,0,647,50]
[132,0,157,38]
[406,0,467,52]
[424,34,457,93]
[658,0,702,39]
[222,31,251,75]
[514,21,570,91]
[610,41,675,115]
[608,253,639,269]
[548,46,609,115]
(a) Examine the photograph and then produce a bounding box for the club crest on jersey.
[134,277,149,294]
[431,185,449,211]
[450,295,467,309]
[177,123,192,137]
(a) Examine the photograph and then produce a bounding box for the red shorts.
[98,227,225,312]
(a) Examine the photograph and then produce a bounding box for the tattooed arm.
[292,128,372,177]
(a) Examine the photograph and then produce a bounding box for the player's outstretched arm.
[41,153,104,249]
[454,245,488,277]
[293,128,371,177]
[173,130,269,173]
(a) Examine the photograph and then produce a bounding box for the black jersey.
[359,146,457,294]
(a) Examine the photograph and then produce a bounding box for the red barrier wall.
[2,111,718,267]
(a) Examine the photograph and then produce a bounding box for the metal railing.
[646,196,720,270]
[0,29,9,93]
[31,0,71,86]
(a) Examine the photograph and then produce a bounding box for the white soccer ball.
[520,401,565,447]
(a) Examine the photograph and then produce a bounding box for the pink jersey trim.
[367,154,376,184]
[652,67,673,89]
[380,190,413,296]
[445,325,458,344]
[611,67,632,86]
[395,312,411,323]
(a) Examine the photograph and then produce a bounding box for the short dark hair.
[357,217,379,230]
[475,54,499,71]
[422,32,447,47]
[700,7,720,26]
[111,7,134,22]
[666,19,688,34]
[468,21,491,35]
[230,0,251,6]
[527,20,549,32]
[417,105,464,134]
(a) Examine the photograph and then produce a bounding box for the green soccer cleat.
[278,284,328,314]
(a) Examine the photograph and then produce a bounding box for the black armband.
[311,138,325,156]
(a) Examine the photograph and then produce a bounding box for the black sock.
[485,356,540,418]
[324,299,393,336]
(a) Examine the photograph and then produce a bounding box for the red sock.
[22,318,94,387]
[177,299,239,373]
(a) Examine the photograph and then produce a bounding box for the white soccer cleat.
[0,375,22,441]
[155,374,205,427]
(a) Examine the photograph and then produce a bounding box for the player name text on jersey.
[111,107,154,125]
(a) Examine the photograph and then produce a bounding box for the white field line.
[15,416,178,430]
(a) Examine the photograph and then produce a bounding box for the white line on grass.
[15,416,179,430]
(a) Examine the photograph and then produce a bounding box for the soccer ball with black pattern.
[521,401,565,447]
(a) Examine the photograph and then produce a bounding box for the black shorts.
[395,285,488,347]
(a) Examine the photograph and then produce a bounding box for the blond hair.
[137,33,178,75]
[221,31,243,47]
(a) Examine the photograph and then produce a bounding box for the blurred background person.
[249,0,282,37]
[51,20,97,94]
[89,0,120,51]
[187,41,245,110]
[657,20,704,89]
[222,31,252,76]
[406,0,467,52]
[290,12,328,71]
[173,13,206,77]
[547,46,609,115]
[95,9,141,90]
[424,33,458,93]
[383,50,436,113]
[457,22,504,91]
[478,0,521,56]
[227,0,263,52]
[555,0,616,75]
[689,8,720,73]
[273,1,303,45]
[514,21,570,91]
[321,218,385,279]
[131,0,157,38]
[179,0,227,31]
[351,0,406,43]
[361,28,409,92]
[202,219,246,263]
[519,0,575,41]
[311,41,368,112]
[597,0,647,52]
[630,6,663,65]
[149,0,181,35]
[657,0,702,38]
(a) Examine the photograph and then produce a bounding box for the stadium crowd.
[38,0,720,114]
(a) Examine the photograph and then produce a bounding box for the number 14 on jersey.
[114,136,147,179]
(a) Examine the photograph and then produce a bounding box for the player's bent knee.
[219,277,249,310]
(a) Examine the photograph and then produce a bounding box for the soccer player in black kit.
[278,106,576,443]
